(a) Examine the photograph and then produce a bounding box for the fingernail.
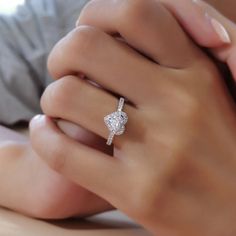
[210,18,231,43]
[31,114,44,122]
[192,0,231,44]
[29,114,44,128]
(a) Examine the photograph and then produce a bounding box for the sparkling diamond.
[104,111,128,135]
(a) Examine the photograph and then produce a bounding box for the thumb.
[162,0,236,79]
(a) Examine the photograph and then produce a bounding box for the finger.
[29,115,123,198]
[162,0,236,78]
[77,0,203,68]
[57,120,113,155]
[161,0,229,47]
[41,76,142,148]
[48,25,161,105]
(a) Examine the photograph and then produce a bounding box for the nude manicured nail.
[29,114,44,129]
[210,18,231,43]
[192,0,231,44]
[31,114,44,122]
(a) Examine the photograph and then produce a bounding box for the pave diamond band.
[104,98,128,145]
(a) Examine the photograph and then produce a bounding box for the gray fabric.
[0,0,88,125]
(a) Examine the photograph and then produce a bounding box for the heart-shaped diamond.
[104,111,128,135]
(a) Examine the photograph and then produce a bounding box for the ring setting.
[104,98,128,145]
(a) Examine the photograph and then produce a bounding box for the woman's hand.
[0,127,112,219]
[161,0,236,79]
[30,0,236,235]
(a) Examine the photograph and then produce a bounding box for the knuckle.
[47,25,101,77]
[67,26,101,64]
[47,42,60,78]
[78,0,98,24]
[41,77,75,116]
[119,0,153,30]
[47,36,72,78]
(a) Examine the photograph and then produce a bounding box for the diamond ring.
[104,97,128,145]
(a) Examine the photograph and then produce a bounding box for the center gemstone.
[104,111,128,135]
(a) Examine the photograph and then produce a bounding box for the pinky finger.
[29,115,124,199]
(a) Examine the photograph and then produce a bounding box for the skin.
[207,0,236,22]
[0,0,235,223]
[0,124,113,219]
[29,0,236,235]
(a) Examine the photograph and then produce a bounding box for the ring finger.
[47,25,165,106]
[41,75,142,148]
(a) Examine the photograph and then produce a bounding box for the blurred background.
[0,0,88,126]
[0,0,24,14]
